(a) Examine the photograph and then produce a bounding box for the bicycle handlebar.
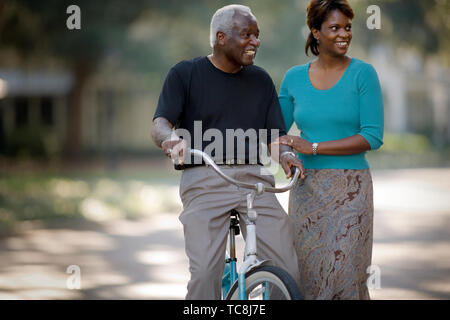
[188,148,300,194]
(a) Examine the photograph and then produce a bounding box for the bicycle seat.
[230,209,239,218]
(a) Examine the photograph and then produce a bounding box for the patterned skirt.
[288,169,373,300]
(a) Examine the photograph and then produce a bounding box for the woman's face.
[313,9,352,57]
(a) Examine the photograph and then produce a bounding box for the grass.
[0,165,183,237]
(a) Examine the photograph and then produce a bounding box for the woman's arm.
[279,134,370,155]
[279,71,295,131]
[357,64,384,150]
[314,134,371,155]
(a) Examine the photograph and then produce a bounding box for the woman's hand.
[279,135,313,155]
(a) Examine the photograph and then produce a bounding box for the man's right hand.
[161,139,188,165]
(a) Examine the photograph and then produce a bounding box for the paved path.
[0,168,449,299]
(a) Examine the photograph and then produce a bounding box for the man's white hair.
[209,4,255,48]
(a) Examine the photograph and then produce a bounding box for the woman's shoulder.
[350,58,378,74]
[282,63,309,81]
[348,58,382,93]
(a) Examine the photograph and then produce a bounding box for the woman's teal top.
[279,58,384,169]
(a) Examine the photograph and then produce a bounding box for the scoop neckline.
[307,58,354,92]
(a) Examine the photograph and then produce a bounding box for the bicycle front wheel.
[225,265,304,300]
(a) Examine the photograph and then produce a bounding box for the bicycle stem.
[243,191,258,260]
[246,191,258,221]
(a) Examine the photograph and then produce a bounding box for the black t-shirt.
[153,56,287,170]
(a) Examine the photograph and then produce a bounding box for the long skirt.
[288,168,373,300]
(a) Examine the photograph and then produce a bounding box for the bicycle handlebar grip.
[290,166,297,177]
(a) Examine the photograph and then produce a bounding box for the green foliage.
[0,169,182,236]
[367,132,450,169]
[381,132,431,154]
[6,127,47,158]
[1,0,156,63]
[5,127,61,159]
[352,0,450,63]
[2,0,449,78]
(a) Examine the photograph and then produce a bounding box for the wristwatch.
[312,143,319,155]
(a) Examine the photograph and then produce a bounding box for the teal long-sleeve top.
[279,58,384,169]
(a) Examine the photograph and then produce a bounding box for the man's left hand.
[280,153,306,179]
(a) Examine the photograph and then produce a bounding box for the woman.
[278,0,384,299]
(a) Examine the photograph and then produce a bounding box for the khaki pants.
[179,165,300,300]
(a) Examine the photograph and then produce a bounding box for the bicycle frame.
[222,190,290,299]
[187,149,300,300]
[222,212,239,299]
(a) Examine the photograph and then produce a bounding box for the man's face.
[222,11,260,67]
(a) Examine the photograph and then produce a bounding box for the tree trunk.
[66,61,93,157]
[0,0,5,18]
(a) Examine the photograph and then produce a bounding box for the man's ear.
[216,31,226,46]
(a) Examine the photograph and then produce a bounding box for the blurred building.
[0,69,158,159]
[370,45,450,146]
[80,71,158,156]
[0,70,72,157]
[0,51,449,160]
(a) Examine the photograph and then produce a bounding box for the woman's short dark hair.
[305,0,354,56]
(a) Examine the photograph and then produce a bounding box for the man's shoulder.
[245,64,275,83]
[171,56,206,74]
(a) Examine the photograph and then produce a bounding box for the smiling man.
[151,4,304,300]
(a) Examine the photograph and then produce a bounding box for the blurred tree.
[0,0,306,156]
[0,0,188,156]
[121,0,305,85]
[352,0,450,65]
[0,0,5,18]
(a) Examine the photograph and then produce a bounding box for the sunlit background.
[0,0,449,299]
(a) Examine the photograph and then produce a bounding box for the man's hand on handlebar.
[280,153,306,180]
[271,136,306,180]
[161,139,188,165]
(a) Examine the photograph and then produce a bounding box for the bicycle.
[188,148,304,300]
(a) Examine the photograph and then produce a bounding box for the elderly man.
[151,4,304,300]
